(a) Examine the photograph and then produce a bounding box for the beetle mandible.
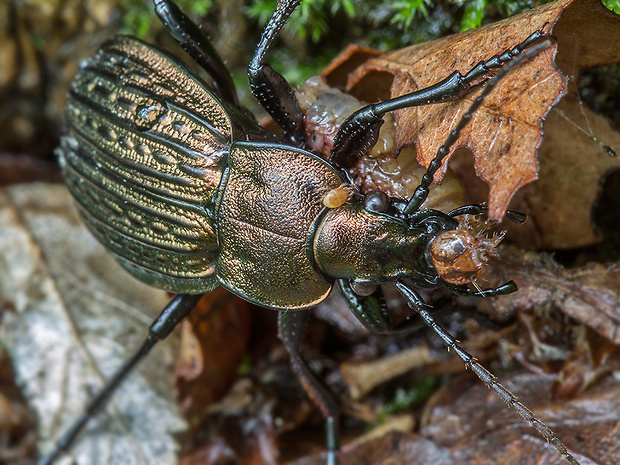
[39,0,579,464]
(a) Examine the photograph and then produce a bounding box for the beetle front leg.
[278,310,340,465]
[338,279,434,335]
[337,279,393,332]
[153,0,239,105]
[248,0,307,146]
[447,204,527,224]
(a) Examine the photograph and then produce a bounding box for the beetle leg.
[403,39,554,214]
[278,310,340,464]
[443,280,517,297]
[330,31,550,172]
[339,279,440,336]
[395,281,580,465]
[329,37,553,215]
[153,0,239,106]
[248,0,307,147]
[337,279,394,332]
[448,204,527,224]
[38,293,204,465]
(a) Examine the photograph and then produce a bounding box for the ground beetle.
[41,0,579,463]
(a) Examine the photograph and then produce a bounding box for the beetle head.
[428,228,503,285]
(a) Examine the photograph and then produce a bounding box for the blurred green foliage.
[119,0,619,89]
[122,0,214,38]
[372,377,437,427]
[603,0,620,13]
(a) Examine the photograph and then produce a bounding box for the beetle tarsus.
[326,416,340,465]
[447,204,528,224]
[444,280,517,297]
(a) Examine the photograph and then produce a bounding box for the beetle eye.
[364,191,390,213]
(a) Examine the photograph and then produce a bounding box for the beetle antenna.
[395,281,580,465]
[403,38,555,215]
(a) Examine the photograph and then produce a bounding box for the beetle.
[38,0,579,464]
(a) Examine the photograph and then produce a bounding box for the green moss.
[117,0,620,90]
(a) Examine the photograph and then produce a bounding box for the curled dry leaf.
[0,184,184,465]
[321,0,620,221]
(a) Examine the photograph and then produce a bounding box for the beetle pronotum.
[33,0,582,464]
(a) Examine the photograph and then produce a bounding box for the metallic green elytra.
[60,37,232,293]
[59,36,351,308]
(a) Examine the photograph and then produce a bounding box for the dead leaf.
[0,184,184,464]
[322,0,620,221]
[419,372,619,465]
[0,348,36,462]
[449,90,620,250]
[520,95,620,249]
[175,288,251,416]
[290,373,620,465]
[489,246,620,344]
[0,154,62,186]
[551,326,617,400]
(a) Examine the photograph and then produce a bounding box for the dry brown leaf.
[0,184,184,465]
[291,374,620,465]
[453,91,620,250]
[419,372,619,465]
[174,288,251,416]
[0,154,62,186]
[322,0,620,221]
[490,246,620,344]
[520,95,620,248]
[0,349,36,461]
[551,326,617,400]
